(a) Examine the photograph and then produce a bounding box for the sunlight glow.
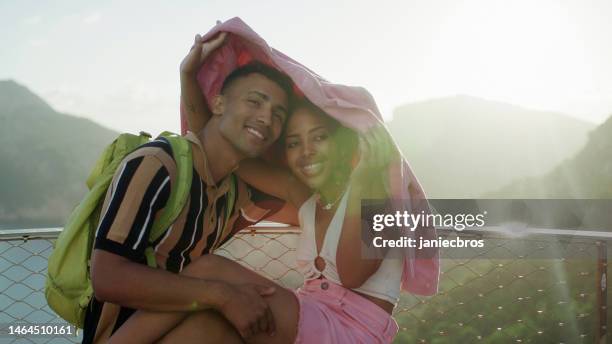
[419,0,593,112]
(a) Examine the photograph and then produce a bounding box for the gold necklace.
[317,188,346,210]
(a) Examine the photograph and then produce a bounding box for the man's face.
[216,73,289,158]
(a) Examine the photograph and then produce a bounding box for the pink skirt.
[293,278,399,344]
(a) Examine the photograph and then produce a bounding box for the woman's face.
[284,107,339,190]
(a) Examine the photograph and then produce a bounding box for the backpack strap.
[86,132,151,189]
[144,132,193,267]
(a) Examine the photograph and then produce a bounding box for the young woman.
[108,35,401,344]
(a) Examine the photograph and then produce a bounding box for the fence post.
[597,241,607,344]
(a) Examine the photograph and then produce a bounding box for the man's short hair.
[220,62,294,106]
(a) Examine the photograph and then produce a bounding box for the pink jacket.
[180,17,439,296]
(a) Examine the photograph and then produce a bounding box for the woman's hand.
[337,124,398,288]
[351,124,397,197]
[180,32,227,76]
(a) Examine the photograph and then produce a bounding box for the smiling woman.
[284,98,357,193]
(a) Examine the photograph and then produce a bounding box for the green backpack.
[45,131,236,328]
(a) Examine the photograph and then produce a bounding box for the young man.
[84,33,293,343]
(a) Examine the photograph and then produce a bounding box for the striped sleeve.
[94,150,172,261]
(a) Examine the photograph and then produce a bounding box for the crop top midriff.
[295,188,403,305]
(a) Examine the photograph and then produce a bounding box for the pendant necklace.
[317,188,347,210]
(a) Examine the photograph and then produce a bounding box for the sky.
[1,0,612,134]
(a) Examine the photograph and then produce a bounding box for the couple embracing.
[85,18,438,344]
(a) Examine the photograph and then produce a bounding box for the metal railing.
[0,226,609,343]
[394,226,610,344]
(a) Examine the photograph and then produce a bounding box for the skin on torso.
[313,205,394,314]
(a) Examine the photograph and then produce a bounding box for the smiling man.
[215,70,289,158]
[84,34,294,344]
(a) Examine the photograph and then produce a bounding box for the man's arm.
[92,249,275,311]
[91,250,226,311]
[236,158,311,209]
[180,32,227,133]
[92,250,277,341]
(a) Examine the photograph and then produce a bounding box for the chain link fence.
[0,230,64,344]
[393,228,609,344]
[0,227,609,343]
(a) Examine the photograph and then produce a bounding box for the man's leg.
[109,254,299,344]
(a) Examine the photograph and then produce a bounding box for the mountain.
[1,84,604,226]
[0,80,118,228]
[488,114,612,198]
[388,95,595,198]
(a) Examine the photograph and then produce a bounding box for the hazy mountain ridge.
[0,80,56,117]
[488,114,612,198]
[0,80,118,228]
[1,83,606,228]
[389,95,596,198]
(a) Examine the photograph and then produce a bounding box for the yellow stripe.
[106,156,164,244]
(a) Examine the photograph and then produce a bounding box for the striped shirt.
[83,134,257,343]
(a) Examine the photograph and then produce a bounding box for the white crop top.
[295,188,403,304]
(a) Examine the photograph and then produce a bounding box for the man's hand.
[217,283,277,339]
[180,32,227,76]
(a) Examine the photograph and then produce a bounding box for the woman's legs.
[108,254,299,344]
[156,310,243,344]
